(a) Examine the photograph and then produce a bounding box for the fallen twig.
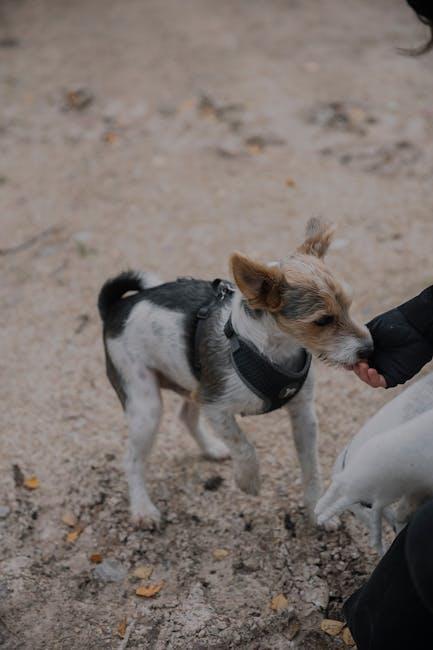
[118,620,136,650]
[0,226,61,256]
[74,313,90,335]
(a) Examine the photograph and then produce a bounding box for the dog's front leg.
[394,494,420,533]
[285,374,322,522]
[202,406,260,495]
[369,505,384,555]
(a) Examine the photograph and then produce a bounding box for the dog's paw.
[319,515,341,531]
[203,437,231,461]
[372,540,385,556]
[235,468,261,496]
[131,504,161,531]
[306,507,335,529]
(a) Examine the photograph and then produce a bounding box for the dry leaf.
[270,593,289,612]
[133,565,153,580]
[198,95,217,119]
[320,619,345,636]
[179,97,196,112]
[62,511,77,528]
[342,627,355,646]
[66,527,83,543]
[90,553,103,564]
[347,106,367,125]
[246,144,262,155]
[65,88,94,111]
[285,177,296,187]
[23,476,39,490]
[212,548,229,560]
[135,581,164,598]
[117,617,127,639]
[103,131,118,144]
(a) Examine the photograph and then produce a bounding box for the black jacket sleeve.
[343,499,433,649]
[366,286,433,388]
[407,0,433,22]
[398,286,433,345]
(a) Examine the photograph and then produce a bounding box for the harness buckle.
[212,278,234,302]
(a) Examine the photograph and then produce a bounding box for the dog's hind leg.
[202,406,260,495]
[179,400,230,461]
[350,503,373,526]
[383,505,398,532]
[394,494,424,533]
[369,504,384,555]
[124,367,162,529]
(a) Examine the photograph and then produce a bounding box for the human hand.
[353,361,387,388]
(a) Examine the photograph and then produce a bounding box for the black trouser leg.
[343,499,433,649]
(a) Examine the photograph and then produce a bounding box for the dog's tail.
[97,270,160,322]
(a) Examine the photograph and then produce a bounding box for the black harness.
[193,279,312,414]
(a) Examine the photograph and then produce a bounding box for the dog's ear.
[230,252,285,311]
[298,217,334,259]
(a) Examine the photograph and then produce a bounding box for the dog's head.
[230,218,372,368]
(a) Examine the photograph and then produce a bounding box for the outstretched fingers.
[354,362,387,388]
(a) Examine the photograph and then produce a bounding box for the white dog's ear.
[298,217,335,259]
[230,252,286,311]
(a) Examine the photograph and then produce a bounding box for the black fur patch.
[98,271,144,323]
[103,277,233,378]
[198,305,234,404]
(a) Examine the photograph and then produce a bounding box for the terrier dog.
[98,218,372,528]
[315,372,433,553]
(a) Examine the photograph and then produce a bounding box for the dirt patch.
[1,0,432,647]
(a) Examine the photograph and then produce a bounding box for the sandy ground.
[1,0,432,647]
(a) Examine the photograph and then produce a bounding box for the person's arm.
[355,286,433,388]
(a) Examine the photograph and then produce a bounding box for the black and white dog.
[98,219,372,528]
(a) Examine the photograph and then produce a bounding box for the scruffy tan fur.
[231,219,369,369]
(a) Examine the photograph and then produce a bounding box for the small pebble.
[0,506,10,519]
[204,476,224,491]
[0,38,20,48]
[64,88,94,111]
[284,513,296,535]
[93,559,126,582]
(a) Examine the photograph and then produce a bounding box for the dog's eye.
[314,314,334,327]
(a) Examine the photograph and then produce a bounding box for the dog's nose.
[357,344,374,360]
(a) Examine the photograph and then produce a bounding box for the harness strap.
[193,279,234,377]
[192,279,312,414]
[224,315,312,413]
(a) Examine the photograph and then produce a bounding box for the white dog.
[315,372,433,553]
